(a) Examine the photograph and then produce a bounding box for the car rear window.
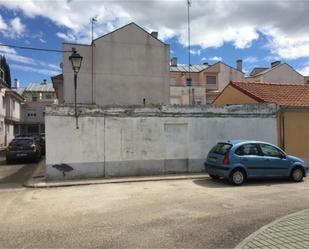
[10,139,33,146]
[210,143,232,155]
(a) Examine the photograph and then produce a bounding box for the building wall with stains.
[45,104,278,180]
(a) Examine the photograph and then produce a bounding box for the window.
[210,143,232,155]
[27,112,37,117]
[260,144,284,158]
[235,144,260,156]
[12,100,15,111]
[32,96,38,102]
[2,96,5,109]
[0,121,3,134]
[0,69,4,81]
[206,76,216,84]
[45,94,52,99]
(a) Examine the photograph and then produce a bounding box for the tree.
[0,56,12,88]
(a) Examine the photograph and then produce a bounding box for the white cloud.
[0,15,7,30]
[11,64,61,76]
[39,38,46,43]
[0,0,309,59]
[10,17,25,35]
[0,45,35,64]
[208,56,222,62]
[298,66,309,76]
[244,56,258,64]
[189,49,202,56]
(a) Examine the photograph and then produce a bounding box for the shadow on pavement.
[0,163,38,188]
[193,177,297,188]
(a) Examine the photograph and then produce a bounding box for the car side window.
[235,144,260,156]
[260,144,284,158]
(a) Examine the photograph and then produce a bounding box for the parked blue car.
[204,140,308,185]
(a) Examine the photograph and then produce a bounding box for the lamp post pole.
[74,72,78,129]
[69,48,83,129]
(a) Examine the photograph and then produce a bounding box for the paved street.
[0,160,38,186]
[1,177,309,248]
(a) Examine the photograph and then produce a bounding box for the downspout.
[279,107,285,150]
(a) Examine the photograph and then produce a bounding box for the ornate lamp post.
[69,48,83,129]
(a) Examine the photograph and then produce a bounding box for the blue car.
[204,140,308,185]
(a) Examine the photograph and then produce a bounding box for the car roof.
[220,140,275,146]
[13,137,34,140]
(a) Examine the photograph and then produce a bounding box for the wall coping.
[46,103,279,118]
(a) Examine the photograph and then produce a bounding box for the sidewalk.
[236,209,309,249]
[24,171,209,188]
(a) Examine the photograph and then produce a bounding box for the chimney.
[14,78,20,89]
[236,59,243,71]
[41,79,47,85]
[271,61,281,68]
[171,57,178,67]
[151,31,158,39]
[203,62,208,66]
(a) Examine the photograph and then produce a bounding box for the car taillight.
[30,144,36,152]
[223,153,230,165]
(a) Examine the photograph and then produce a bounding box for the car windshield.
[210,143,232,155]
[10,139,33,146]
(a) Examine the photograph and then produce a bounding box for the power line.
[0,43,72,53]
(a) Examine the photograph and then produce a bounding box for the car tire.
[209,174,220,180]
[290,167,304,182]
[229,169,246,186]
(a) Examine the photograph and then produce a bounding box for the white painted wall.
[62,23,170,106]
[46,104,278,180]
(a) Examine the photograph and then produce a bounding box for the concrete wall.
[63,23,170,106]
[46,104,278,180]
[170,86,206,105]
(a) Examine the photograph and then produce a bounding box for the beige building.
[246,61,305,84]
[213,81,309,161]
[0,80,23,149]
[16,82,56,135]
[169,58,245,104]
[53,23,170,106]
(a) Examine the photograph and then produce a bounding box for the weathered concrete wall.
[46,104,278,180]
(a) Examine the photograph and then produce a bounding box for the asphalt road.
[1,177,309,248]
[0,160,38,186]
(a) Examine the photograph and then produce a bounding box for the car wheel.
[209,174,220,180]
[229,169,246,186]
[290,167,304,182]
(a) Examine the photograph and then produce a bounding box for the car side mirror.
[280,154,286,159]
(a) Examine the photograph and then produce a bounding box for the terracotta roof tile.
[231,82,309,107]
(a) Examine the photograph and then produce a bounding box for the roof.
[93,22,168,47]
[249,67,268,76]
[6,89,24,102]
[24,83,55,92]
[170,64,208,73]
[13,88,25,96]
[229,82,309,107]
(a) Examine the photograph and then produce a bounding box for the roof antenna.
[91,16,98,42]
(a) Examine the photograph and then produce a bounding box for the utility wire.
[0,43,73,53]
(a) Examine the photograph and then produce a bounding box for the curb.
[23,173,209,188]
[235,208,309,249]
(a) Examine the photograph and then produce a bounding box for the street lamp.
[69,48,83,129]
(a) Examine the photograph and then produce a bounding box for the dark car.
[6,137,42,163]
[15,134,45,155]
[205,140,308,185]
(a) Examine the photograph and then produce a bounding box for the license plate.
[16,153,27,157]
[209,157,217,162]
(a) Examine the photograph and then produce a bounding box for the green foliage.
[0,55,12,88]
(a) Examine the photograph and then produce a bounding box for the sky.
[0,0,309,87]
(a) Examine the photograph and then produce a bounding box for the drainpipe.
[279,107,285,150]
